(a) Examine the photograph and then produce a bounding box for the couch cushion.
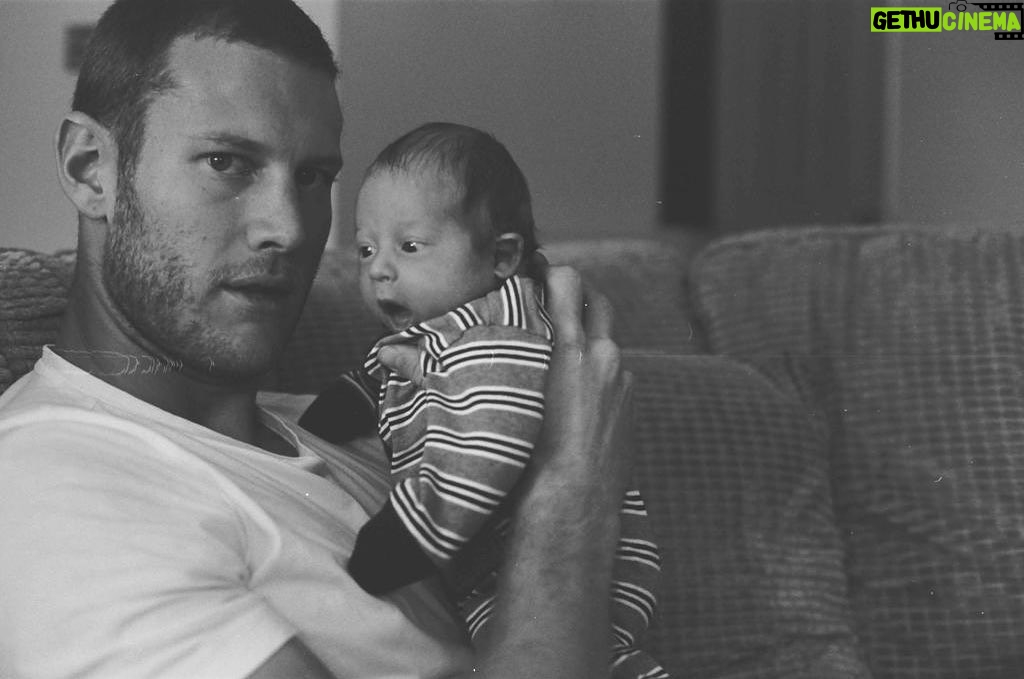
[625,351,867,678]
[545,238,702,354]
[690,224,1024,678]
[0,248,75,394]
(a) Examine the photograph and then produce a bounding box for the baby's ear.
[492,233,524,280]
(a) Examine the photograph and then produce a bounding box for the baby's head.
[355,122,538,332]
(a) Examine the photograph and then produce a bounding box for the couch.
[2,223,1023,678]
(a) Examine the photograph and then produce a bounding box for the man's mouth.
[224,274,294,294]
[222,274,296,308]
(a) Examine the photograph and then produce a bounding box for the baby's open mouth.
[377,300,414,330]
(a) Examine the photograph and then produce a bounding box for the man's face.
[104,36,343,380]
[354,170,499,332]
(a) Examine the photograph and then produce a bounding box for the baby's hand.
[376,344,423,385]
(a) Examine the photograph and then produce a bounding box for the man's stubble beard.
[103,174,287,382]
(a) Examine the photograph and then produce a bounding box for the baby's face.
[355,170,498,332]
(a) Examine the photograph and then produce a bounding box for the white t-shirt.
[0,349,473,679]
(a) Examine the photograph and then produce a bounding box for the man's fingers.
[582,288,614,340]
[522,250,549,282]
[544,266,585,347]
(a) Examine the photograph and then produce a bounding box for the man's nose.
[245,177,306,251]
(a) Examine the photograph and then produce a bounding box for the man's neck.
[55,226,293,453]
[51,341,271,444]
[54,293,269,450]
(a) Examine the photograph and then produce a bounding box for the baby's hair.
[366,122,538,257]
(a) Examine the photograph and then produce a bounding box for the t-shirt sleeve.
[0,412,297,679]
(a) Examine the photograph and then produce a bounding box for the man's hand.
[376,343,422,384]
[473,265,635,679]
[526,265,635,512]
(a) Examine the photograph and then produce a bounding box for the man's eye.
[296,167,334,189]
[357,245,375,259]
[205,153,251,176]
[401,241,420,253]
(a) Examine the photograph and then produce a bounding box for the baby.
[300,122,666,679]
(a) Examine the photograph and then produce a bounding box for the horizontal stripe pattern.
[391,426,533,474]
[613,580,658,627]
[390,479,467,560]
[383,385,544,432]
[416,463,507,514]
[440,340,551,373]
[617,538,662,570]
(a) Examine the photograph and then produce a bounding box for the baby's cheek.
[357,275,375,307]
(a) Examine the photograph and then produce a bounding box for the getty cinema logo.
[871,3,1023,39]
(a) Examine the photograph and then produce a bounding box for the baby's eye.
[401,241,421,253]
[356,244,375,259]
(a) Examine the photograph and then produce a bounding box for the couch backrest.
[0,248,76,394]
[689,223,1024,678]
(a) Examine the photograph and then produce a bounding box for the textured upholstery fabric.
[0,248,75,394]
[691,224,1024,678]
[544,238,700,355]
[625,352,865,678]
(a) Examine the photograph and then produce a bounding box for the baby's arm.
[298,368,380,444]
[349,324,551,594]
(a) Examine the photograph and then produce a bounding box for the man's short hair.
[73,0,338,181]
[367,122,539,256]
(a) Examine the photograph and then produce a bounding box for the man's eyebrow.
[194,133,270,155]
[194,133,343,168]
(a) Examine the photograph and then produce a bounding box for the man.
[0,1,634,677]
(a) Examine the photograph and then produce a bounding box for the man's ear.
[55,111,118,220]
[492,232,525,280]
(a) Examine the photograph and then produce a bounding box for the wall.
[0,0,104,253]
[711,0,887,230]
[0,0,662,253]
[890,30,1024,226]
[703,0,1024,232]
[8,0,1009,254]
[331,0,661,249]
